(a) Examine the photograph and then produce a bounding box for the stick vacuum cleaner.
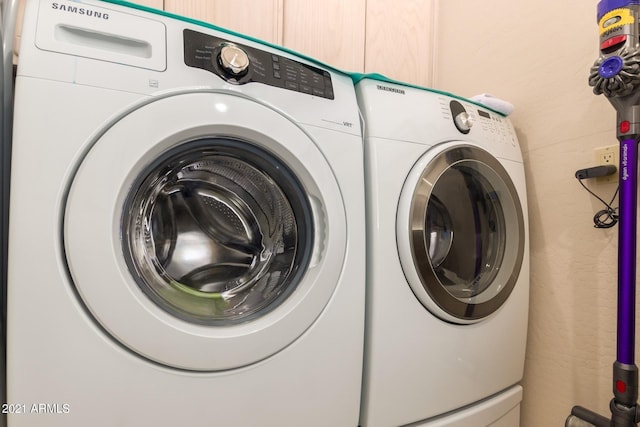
[567,1,640,425]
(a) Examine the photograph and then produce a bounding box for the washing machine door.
[64,91,346,371]
[397,143,524,324]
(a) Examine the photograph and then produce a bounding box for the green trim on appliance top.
[98,0,506,117]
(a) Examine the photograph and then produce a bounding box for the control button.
[300,76,311,86]
[311,74,323,87]
[285,71,298,81]
[300,85,312,94]
[274,71,281,79]
[285,81,299,91]
[273,63,280,71]
[312,87,325,97]
[218,44,250,76]
[620,120,631,133]
[601,34,627,51]
[454,112,474,132]
[272,55,279,63]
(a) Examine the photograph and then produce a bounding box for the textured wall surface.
[434,1,624,425]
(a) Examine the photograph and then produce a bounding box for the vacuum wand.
[567,1,640,426]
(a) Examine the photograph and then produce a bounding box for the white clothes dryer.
[7,1,365,426]
[356,78,529,427]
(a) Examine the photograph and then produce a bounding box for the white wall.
[434,1,623,425]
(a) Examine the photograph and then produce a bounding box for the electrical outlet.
[594,144,619,184]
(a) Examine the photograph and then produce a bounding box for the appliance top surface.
[355,79,523,162]
[17,0,360,135]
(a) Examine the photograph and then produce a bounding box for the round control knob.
[449,100,473,134]
[219,44,250,76]
[454,112,474,133]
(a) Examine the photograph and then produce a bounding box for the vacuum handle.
[617,138,639,366]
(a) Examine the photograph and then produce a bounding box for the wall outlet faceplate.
[594,144,619,184]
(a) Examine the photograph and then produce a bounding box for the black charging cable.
[575,165,619,228]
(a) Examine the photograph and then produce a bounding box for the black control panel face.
[183,29,334,100]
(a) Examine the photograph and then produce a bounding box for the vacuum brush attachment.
[590,46,640,98]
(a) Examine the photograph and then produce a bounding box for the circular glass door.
[397,144,525,323]
[64,91,346,371]
[122,139,313,326]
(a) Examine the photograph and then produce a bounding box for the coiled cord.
[576,177,619,228]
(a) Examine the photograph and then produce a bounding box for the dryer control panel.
[183,29,335,100]
[440,97,518,148]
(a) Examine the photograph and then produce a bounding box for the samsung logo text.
[51,3,110,20]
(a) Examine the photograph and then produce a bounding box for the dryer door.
[397,143,525,324]
[64,91,346,371]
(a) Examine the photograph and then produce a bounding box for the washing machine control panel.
[183,29,334,99]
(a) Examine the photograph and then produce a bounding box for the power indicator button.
[620,121,631,133]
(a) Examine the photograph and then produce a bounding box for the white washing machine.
[7,1,365,425]
[356,78,529,427]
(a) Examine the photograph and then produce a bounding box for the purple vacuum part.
[618,138,638,366]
